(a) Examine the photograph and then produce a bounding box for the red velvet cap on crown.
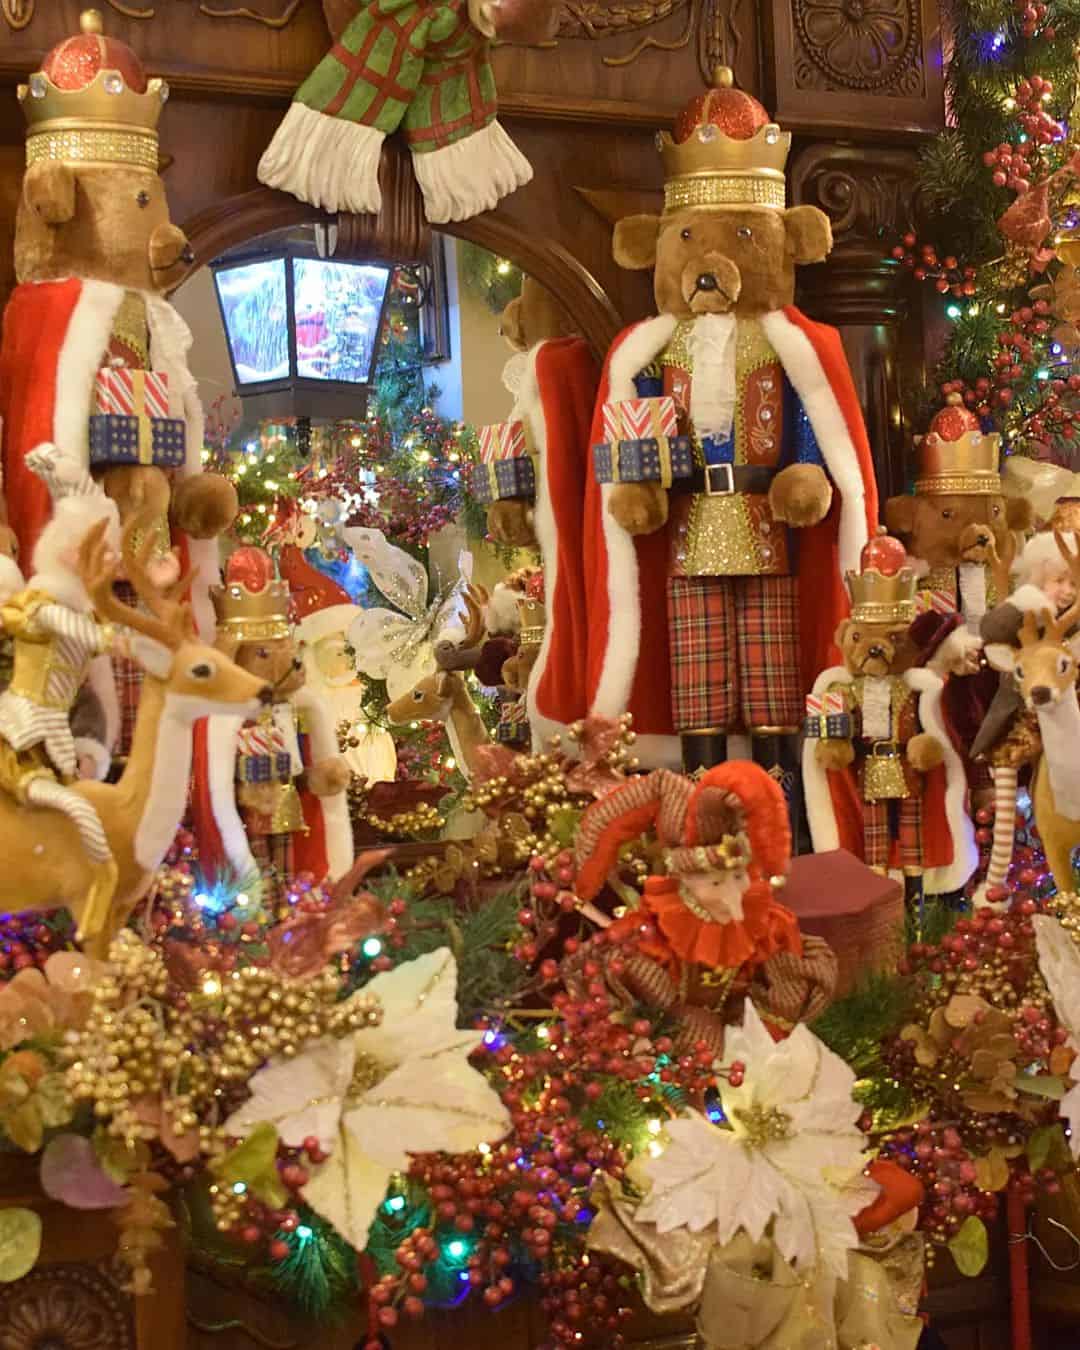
[212,546,291,641]
[42,14,149,93]
[673,76,771,144]
[845,529,918,626]
[916,392,1001,496]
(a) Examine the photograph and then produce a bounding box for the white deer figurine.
[0,518,270,953]
[986,532,1080,895]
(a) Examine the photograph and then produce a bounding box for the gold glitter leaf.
[210,1122,287,1208]
[948,1216,989,1277]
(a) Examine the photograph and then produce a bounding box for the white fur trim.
[926,626,982,677]
[258,102,384,215]
[486,583,523,637]
[293,688,354,881]
[759,311,869,576]
[0,555,24,604]
[590,317,678,724]
[53,281,125,464]
[1009,584,1056,615]
[73,736,110,782]
[905,666,978,894]
[87,654,120,753]
[201,714,256,878]
[521,344,555,744]
[802,665,851,853]
[411,120,531,225]
[298,603,362,647]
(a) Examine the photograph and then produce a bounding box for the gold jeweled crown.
[211,550,292,642]
[19,10,168,172]
[846,534,918,626]
[517,596,546,649]
[658,67,791,215]
[915,394,1001,496]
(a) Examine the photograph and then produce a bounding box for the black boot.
[680,730,727,774]
[751,731,806,854]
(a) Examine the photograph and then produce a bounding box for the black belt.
[859,740,900,758]
[670,463,778,496]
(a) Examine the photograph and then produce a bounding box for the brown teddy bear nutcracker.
[189,548,353,895]
[802,532,977,902]
[534,69,878,803]
[571,760,838,1056]
[884,395,1032,628]
[471,276,599,747]
[0,9,238,752]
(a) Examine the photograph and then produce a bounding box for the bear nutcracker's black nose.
[975,531,990,546]
[181,244,196,266]
[695,272,720,292]
[1031,685,1052,706]
[868,644,886,660]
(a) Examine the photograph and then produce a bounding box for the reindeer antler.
[1018,608,1049,649]
[79,513,196,651]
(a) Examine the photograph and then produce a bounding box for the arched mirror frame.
[176,187,622,356]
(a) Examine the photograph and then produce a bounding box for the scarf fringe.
[258,102,385,215]
[411,119,532,224]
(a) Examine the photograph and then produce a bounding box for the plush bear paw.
[488,499,537,549]
[238,782,278,816]
[815,737,854,771]
[307,755,351,797]
[609,482,668,535]
[907,732,944,773]
[170,473,239,539]
[769,463,833,528]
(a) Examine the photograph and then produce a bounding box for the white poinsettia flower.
[1034,915,1080,1156]
[638,1002,873,1280]
[225,949,510,1250]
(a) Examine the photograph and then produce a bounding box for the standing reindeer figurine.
[986,532,1080,894]
[0,516,270,953]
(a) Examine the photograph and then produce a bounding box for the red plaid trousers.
[666,574,802,733]
[860,793,923,872]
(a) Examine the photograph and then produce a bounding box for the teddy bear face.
[613,204,833,319]
[835,617,909,679]
[15,162,192,292]
[232,637,306,697]
[883,492,1033,569]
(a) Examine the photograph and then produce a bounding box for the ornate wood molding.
[764,0,944,137]
[0,1262,134,1350]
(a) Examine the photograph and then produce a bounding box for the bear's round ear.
[613,214,661,271]
[499,296,526,352]
[883,494,917,537]
[1005,495,1035,531]
[23,161,77,226]
[783,205,832,265]
[833,618,851,648]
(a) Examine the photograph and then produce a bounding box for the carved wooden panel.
[0,1262,134,1350]
[764,0,943,137]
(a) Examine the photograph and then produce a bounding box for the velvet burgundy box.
[781,848,904,996]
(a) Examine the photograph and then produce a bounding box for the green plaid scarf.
[298,0,494,153]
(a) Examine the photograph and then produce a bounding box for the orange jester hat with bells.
[571,760,837,1055]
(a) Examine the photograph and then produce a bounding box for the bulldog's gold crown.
[660,67,790,214]
[916,432,1002,497]
[846,565,918,626]
[211,576,292,643]
[19,10,168,172]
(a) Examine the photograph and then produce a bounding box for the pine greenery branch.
[266,1213,358,1320]
[811,966,915,1072]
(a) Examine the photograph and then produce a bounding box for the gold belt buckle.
[704,462,735,496]
[870,740,898,758]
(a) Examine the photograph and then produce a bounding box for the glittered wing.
[348,607,422,686]
[1035,916,1080,1047]
[344,526,429,621]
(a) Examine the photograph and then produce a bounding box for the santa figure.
[529,70,878,797]
[190,549,353,892]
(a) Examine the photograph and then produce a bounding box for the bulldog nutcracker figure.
[571,760,838,1056]
[190,549,353,895]
[535,69,877,801]
[803,533,977,903]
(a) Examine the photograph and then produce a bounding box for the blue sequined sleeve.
[633,367,663,398]
[788,381,826,466]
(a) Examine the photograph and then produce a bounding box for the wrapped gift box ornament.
[469,420,536,503]
[781,849,904,996]
[592,395,694,486]
[89,367,186,469]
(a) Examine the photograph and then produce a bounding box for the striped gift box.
[915,588,958,616]
[477,420,529,464]
[95,367,170,419]
[601,396,678,446]
[804,691,847,739]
